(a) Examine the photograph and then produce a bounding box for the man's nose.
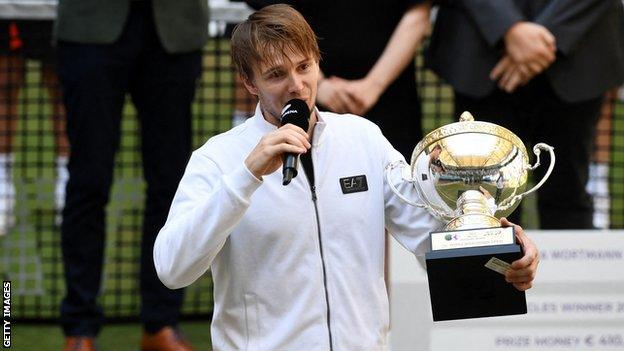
[287,73,305,94]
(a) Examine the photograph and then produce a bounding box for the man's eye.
[268,71,282,79]
[299,63,310,71]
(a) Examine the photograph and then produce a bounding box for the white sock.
[587,162,610,229]
[0,153,15,235]
[55,155,69,210]
[0,153,15,198]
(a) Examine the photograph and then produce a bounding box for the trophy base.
[425,235,527,321]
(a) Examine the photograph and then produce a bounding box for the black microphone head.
[280,99,310,130]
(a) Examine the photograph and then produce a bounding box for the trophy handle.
[497,143,555,213]
[385,160,453,221]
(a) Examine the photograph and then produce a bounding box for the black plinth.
[425,243,527,321]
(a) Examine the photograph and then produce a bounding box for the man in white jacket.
[154,4,540,350]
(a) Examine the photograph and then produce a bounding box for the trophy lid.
[410,112,527,169]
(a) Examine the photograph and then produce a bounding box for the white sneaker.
[0,153,15,236]
[55,156,69,226]
[0,181,15,236]
[587,162,610,229]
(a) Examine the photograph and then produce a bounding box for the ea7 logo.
[339,175,368,194]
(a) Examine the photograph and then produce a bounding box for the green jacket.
[55,0,208,53]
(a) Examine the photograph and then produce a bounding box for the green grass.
[10,321,212,351]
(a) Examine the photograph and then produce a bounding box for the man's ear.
[242,75,259,96]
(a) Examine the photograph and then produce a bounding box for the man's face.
[244,50,319,125]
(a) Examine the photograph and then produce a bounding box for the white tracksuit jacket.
[154,106,441,351]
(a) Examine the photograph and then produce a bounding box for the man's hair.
[231,4,320,81]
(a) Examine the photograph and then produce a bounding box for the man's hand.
[501,217,539,291]
[341,77,383,116]
[244,124,311,180]
[490,56,535,93]
[318,75,383,116]
[316,77,361,114]
[491,22,557,93]
[504,22,556,71]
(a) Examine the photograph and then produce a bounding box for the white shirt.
[154,106,440,351]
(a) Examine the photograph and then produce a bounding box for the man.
[154,5,539,350]
[55,0,208,350]
[426,0,624,228]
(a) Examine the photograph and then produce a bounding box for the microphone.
[280,98,310,185]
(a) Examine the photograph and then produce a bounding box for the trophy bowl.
[388,111,555,231]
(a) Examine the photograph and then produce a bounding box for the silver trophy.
[387,111,555,321]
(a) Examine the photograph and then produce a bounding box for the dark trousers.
[455,76,602,229]
[57,2,201,336]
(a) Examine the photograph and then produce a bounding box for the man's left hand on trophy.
[500,217,540,291]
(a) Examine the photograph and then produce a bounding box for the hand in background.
[316,75,384,116]
[492,23,557,93]
[489,55,535,93]
[504,22,556,70]
[341,76,384,116]
[316,76,361,114]
[319,75,384,116]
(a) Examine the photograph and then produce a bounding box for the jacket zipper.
[310,185,334,351]
[301,148,334,351]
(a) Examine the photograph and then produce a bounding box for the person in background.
[55,1,208,350]
[426,0,624,229]
[0,20,69,235]
[153,5,540,350]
